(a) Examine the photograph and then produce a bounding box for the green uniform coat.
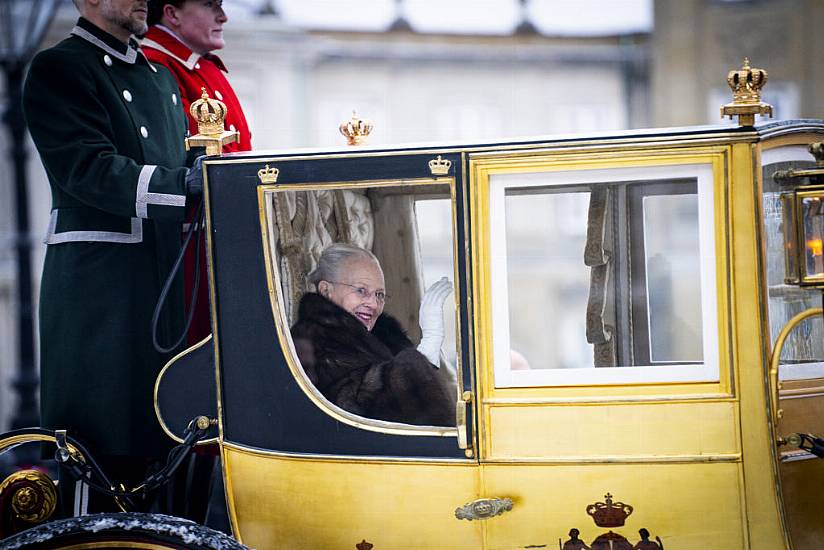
[23,18,190,458]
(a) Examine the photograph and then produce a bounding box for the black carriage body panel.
[206,151,467,458]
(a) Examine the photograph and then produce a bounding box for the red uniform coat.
[142,25,251,152]
[143,25,252,343]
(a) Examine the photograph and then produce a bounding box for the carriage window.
[488,164,719,387]
[262,181,459,429]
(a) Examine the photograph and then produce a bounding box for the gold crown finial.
[190,87,228,136]
[720,58,773,126]
[258,164,280,184]
[339,111,373,146]
[428,155,452,176]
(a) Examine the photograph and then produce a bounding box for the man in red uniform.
[144,0,252,343]
[143,0,252,528]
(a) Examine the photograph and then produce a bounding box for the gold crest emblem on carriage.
[561,493,664,550]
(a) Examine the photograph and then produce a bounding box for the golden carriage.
[2,62,824,550]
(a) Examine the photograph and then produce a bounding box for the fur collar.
[296,293,413,353]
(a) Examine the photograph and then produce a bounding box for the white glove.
[416,277,453,367]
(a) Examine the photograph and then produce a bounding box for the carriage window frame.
[487,163,720,388]
[258,177,463,437]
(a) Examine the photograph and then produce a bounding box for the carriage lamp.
[778,143,824,286]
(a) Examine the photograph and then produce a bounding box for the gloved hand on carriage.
[416,277,453,367]
[185,155,205,198]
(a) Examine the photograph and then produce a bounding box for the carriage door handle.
[454,497,513,521]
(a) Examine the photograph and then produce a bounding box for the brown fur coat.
[290,293,456,426]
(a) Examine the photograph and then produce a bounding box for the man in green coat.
[23,0,202,512]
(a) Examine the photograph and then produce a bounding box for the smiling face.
[167,0,227,54]
[318,257,386,331]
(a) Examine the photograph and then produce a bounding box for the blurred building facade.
[652,0,824,125]
[0,0,822,429]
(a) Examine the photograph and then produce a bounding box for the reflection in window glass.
[644,194,703,362]
[416,198,457,363]
[503,184,704,371]
[505,191,592,369]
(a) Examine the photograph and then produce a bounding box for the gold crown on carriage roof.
[726,57,768,104]
[339,111,373,146]
[428,155,451,176]
[258,164,280,184]
[586,493,634,528]
[190,87,228,136]
[721,58,773,125]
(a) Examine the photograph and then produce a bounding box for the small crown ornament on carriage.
[428,155,452,176]
[339,111,373,146]
[258,164,280,184]
[185,87,240,155]
[720,58,773,126]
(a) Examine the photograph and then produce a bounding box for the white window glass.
[416,198,457,363]
[505,191,592,370]
[644,194,703,362]
[489,164,719,387]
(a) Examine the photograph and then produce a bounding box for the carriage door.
[467,146,772,549]
[762,141,824,549]
[207,153,482,549]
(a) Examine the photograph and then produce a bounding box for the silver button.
[229,124,236,132]
[140,126,148,138]
[214,90,223,101]
[172,93,178,105]
[195,63,201,69]
[103,54,112,66]
[122,90,133,102]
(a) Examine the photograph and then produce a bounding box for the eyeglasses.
[327,281,389,303]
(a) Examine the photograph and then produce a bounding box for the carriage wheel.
[0,512,248,550]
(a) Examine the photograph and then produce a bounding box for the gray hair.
[307,243,379,288]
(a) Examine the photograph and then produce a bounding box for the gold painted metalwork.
[468,147,734,407]
[721,58,773,126]
[454,497,513,521]
[223,445,481,549]
[769,307,823,432]
[456,391,471,451]
[773,142,824,182]
[185,88,240,156]
[429,155,452,176]
[0,433,85,462]
[200,161,225,447]
[153,334,218,445]
[54,544,180,549]
[257,164,279,184]
[0,469,57,524]
[339,111,373,145]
